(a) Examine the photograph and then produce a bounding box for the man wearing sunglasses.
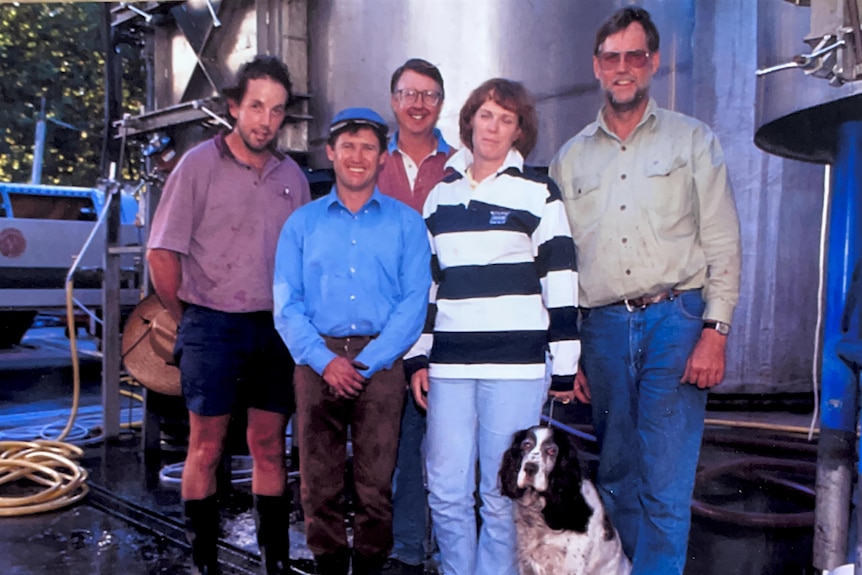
[550,7,741,575]
[377,58,455,575]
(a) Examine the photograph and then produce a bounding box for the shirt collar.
[387,128,452,155]
[445,147,525,176]
[586,97,659,140]
[324,186,384,212]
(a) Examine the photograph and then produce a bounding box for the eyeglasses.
[596,50,651,71]
[394,88,443,107]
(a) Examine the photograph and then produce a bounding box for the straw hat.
[122,295,182,396]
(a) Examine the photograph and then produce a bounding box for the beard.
[606,86,649,113]
[237,126,275,154]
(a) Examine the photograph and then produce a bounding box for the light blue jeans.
[581,290,708,575]
[425,377,547,575]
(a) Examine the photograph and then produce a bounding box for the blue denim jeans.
[390,387,427,566]
[425,377,547,575]
[580,290,708,575]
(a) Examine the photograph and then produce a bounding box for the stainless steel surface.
[677,1,824,395]
[755,0,862,163]
[306,0,695,166]
[149,0,308,154]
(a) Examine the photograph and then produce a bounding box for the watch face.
[706,321,730,335]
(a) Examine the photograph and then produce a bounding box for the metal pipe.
[814,120,862,571]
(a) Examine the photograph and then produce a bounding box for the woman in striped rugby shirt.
[404,78,580,575]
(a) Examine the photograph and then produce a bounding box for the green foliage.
[0,3,144,187]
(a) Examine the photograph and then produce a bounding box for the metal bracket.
[756,35,846,77]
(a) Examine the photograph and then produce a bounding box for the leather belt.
[322,334,378,355]
[613,289,683,312]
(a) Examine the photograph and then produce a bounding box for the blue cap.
[329,107,388,136]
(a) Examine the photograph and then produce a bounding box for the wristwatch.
[703,320,731,336]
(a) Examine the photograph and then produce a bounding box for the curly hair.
[458,78,538,158]
[222,55,292,116]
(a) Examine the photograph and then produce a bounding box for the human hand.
[572,370,591,403]
[322,356,368,398]
[410,368,429,410]
[681,329,727,389]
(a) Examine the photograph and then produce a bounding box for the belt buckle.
[623,298,645,313]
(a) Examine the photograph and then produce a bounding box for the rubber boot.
[313,549,350,575]
[253,493,291,574]
[352,552,386,575]
[184,494,221,575]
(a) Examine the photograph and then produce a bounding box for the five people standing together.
[148,5,741,575]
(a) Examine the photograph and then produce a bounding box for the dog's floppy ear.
[542,428,592,532]
[499,428,528,499]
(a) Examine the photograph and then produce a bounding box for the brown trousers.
[293,335,405,558]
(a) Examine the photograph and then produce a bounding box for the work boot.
[352,552,387,575]
[253,493,291,574]
[184,494,221,575]
[313,549,350,575]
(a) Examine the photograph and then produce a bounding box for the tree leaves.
[0,3,143,186]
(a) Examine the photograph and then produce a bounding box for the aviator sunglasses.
[596,50,652,70]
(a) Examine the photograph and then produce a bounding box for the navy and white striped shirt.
[407,148,580,390]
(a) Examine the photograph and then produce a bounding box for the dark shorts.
[175,304,295,417]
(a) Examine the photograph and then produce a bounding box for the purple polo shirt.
[148,133,310,313]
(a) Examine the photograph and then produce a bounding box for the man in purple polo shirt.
[147,55,310,575]
[377,58,455,575]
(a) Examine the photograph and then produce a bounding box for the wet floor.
[0,326,820,575]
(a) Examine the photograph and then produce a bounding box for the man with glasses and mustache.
[550,7,741,575]
[377,58,455,575]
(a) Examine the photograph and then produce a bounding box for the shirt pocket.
[562,174,604,234]
[643,154,696,236]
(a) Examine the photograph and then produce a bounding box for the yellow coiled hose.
[0,281,90,516]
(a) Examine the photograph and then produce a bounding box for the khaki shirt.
[549,99,741,324]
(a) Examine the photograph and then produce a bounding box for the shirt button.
[621,146,627,151]
[351,239,357,245]
[625,269,631,275]
[620,174,627,180]
[621,237,628,244]
[350,295,356,300]
[350,267,356,273]
[351,324,356,330]
[620,205,626,211]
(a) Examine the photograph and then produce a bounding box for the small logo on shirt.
[489,210,510,225]
[283,187,290,196]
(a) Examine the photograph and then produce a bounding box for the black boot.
[352,553,386,575]
[253,493,291,574]
[314,549,350,575]
[184,494,221,575]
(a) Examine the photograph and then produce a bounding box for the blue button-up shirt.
[273,187,431,377]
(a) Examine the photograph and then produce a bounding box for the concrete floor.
[0,325,821,575]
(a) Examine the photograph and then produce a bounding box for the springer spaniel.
[499,425,631,575]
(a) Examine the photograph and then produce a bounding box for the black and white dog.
[499,425,631,575]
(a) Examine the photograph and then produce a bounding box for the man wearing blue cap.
[273,107,431,575]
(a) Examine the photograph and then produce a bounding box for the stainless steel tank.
[306,0,695,166]
[756,0,862,163]
[138,0,828,396]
